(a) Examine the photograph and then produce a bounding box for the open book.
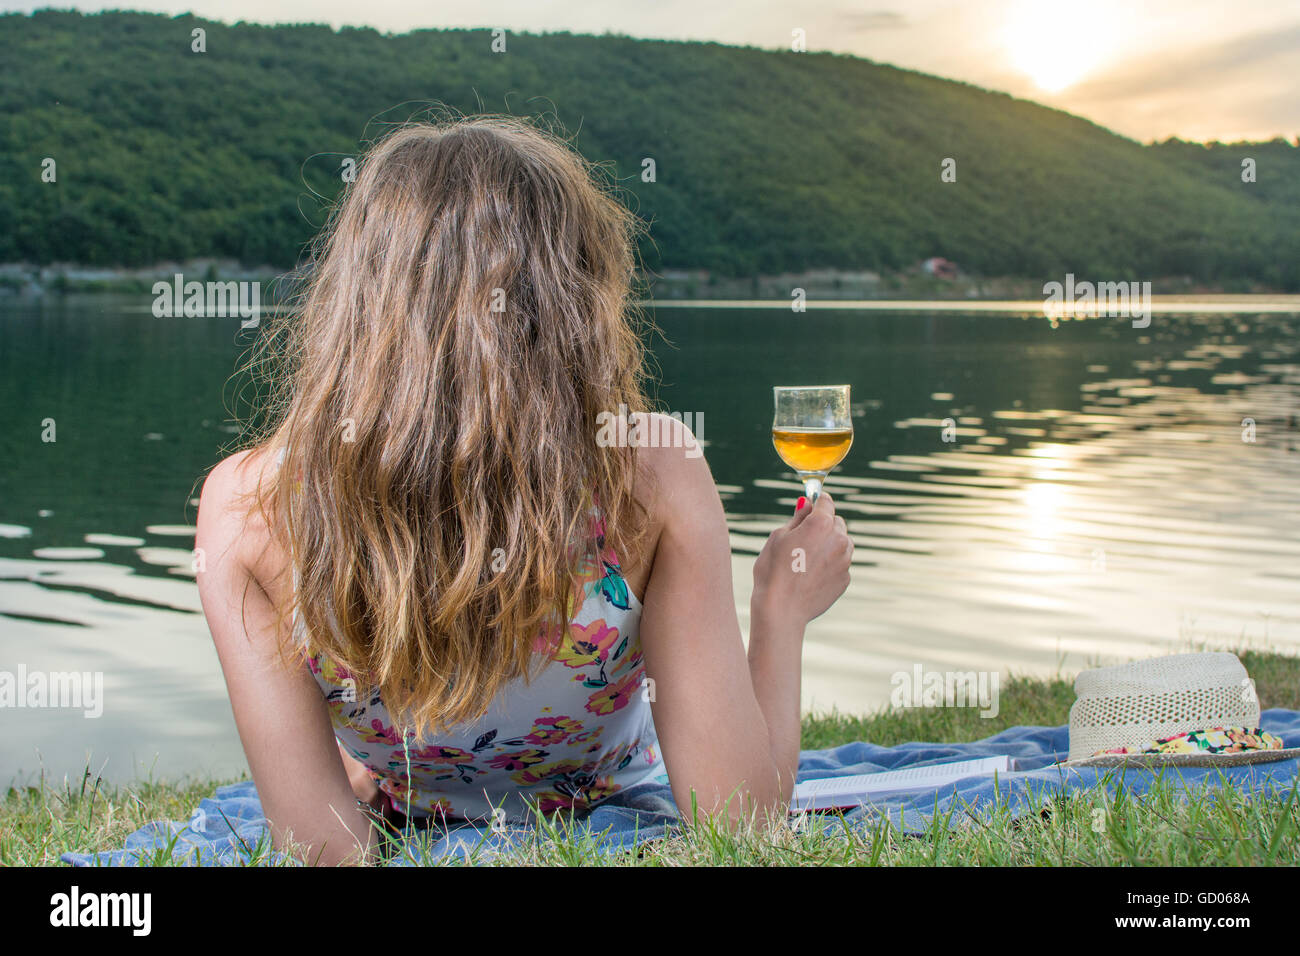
[791,755,1015,811]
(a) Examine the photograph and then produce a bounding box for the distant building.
[920,257,959,279]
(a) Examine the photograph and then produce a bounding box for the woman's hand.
[751,492,853,629]
[339,741,383,807]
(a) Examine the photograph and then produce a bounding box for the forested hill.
[1,9,1296,287]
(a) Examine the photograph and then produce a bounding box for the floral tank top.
[287,460,667,825]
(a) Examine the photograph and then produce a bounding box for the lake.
[3,293,1300,785]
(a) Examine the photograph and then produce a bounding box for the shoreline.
[2,260,1294,302]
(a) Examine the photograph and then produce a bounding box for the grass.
[4,649,1298,866]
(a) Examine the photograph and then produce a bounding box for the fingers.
[786,490,839,532]
[830,512,851,563]
[786,492,819,529]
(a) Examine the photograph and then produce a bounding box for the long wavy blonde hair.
[246,115,651,737]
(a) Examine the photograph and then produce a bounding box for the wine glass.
[772,385,853,501]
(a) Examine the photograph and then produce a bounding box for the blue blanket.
[62,709,1300,866]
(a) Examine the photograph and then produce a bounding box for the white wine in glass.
[772,385,853,501]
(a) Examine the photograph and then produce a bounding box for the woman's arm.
[635,415,851,827]
[747,490,850,788]
[196,451,378,865]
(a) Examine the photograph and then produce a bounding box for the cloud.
[834,9,907,34]
[1048,22,1300,141]
[1068,22,1300,101]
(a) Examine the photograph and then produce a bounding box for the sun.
[1001,1,1110,94]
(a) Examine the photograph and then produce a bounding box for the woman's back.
[302,503,665,823]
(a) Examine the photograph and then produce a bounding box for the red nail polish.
[796,496,807,511]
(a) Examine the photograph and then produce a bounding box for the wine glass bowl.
[772,385,853,501]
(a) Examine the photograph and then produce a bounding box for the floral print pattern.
[300,509,663,825]
[1091,725,1285,757]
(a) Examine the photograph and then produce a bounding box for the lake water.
[3,294,1300,785]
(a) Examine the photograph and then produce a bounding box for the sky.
[6,0,1299,143]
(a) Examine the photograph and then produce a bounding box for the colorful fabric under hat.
[1090,726,1284,758]
[1061,653,1300,767]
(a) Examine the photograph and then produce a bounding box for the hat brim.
[1059,747,1300,769]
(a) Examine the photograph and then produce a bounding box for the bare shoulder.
[632,412,720,528]
[196,447,284,583]
[199,448,274,524]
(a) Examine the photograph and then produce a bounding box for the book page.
[793,755,1013,809]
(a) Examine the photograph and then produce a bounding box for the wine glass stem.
[804,476,824,501]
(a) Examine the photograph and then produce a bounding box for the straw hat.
[1061,652,1300,767]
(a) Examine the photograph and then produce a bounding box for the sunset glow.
[1001,1,1110,93]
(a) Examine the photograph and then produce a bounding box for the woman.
[196,116,852,865]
